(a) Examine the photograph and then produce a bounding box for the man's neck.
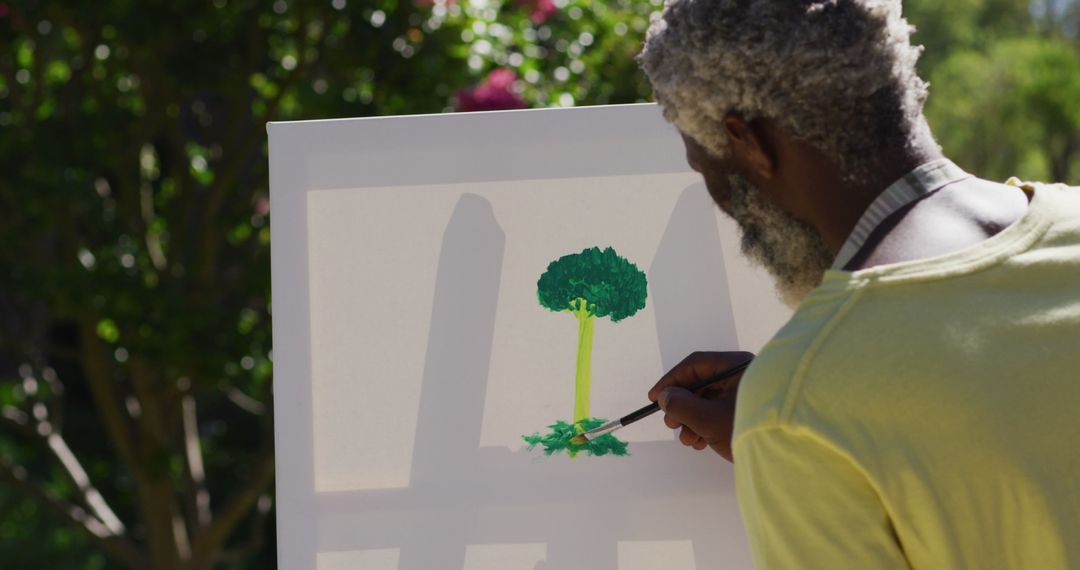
[839,118,1030,270]
[844,174,1030,271]
[810,137,944,255]
[803,154,937,254]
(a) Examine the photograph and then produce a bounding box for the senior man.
[638,1,1080,568]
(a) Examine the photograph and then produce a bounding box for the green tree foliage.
[537,246,648,322]
[904,0,1035,72]
[0,0,662,568]
[926,37,1080,182]
[908,0,1080,183]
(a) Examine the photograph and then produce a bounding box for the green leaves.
[521,418,629,457]
[536,246,647,322]
[95,319,120,343]
[926,36,1080,182]
[902,0,1080,183]
[439,0,660,108]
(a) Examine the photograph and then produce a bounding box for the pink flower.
[254,196,270,216]
[454,68,528,112]
[516,0,557,23]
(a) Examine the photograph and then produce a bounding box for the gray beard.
[722,174,835,308]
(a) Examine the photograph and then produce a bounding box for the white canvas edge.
[268,103,769,569]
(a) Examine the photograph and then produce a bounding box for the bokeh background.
[0,0,1077,568]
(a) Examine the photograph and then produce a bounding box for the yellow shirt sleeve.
[734,426,911,569]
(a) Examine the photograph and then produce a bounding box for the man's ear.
[722,114,777,180]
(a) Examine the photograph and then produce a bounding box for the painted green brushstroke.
[522,418,629,458]
[524,247,647,458]
[571,298,595,423]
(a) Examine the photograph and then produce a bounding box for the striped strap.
[831,159,972,270]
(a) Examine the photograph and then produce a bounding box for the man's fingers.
[648,351,753,402]
[678,425,701,446]
[658,386,731,443]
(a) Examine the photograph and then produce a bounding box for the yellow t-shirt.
[733,180,1080,569]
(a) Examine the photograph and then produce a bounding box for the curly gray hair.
[639,0,930,182]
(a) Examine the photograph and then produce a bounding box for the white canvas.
[269,104,792,570]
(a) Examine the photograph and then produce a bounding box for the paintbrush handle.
[617,359,753,427]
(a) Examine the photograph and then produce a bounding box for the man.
[637,1,1080,568]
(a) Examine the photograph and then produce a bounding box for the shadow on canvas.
[314,188,751,570]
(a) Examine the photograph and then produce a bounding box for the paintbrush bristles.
[570,419,622,446]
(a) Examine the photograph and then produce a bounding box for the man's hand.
[648,351,754,462]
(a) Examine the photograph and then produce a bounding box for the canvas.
[269,104,792,570]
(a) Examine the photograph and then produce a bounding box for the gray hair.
[639,0,930,182]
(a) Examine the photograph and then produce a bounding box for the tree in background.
[914,0,1080,183]
[0,0,661,567]
[926,35,1080,183]
[0,0,1076,567]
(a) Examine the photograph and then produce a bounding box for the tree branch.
[0,457,143,569]
[77,319,141,474]
[1,399,127,537]
[125,357,188,569]
[218,493,272,564]
[225,386,267,416]
[127,356,170,446]
[181,393,212,529]
[0,405,35,439]
[189,447,275,569]
[39,366,66,435]
[45,430,127,535]
[196,8,328,285]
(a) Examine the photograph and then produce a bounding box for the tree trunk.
[571,298,595,424]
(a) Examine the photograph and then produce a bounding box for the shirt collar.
[831,158,972,270]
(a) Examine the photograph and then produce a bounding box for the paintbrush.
[569,358,753,446]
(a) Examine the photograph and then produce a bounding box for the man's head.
[683,131,836,307]
[639,0,932,303]
[640,0,928,181]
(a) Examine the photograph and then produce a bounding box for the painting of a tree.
[523,246,647,457]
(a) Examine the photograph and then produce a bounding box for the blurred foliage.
[0,0,662,568]
[914,0,1080,182]
[926,38,1080,182]
[0,0,1076,568]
